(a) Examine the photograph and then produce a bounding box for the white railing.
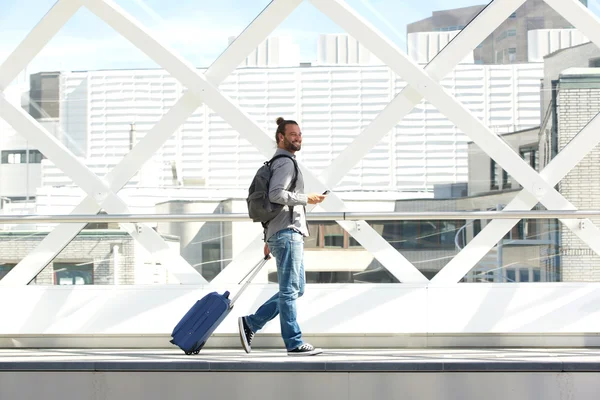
[0,210,598,224]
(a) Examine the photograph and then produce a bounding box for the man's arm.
[268,159,308,206]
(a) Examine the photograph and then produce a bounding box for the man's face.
[281,124,302,152]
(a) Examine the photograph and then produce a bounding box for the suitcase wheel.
[185,350,193,355]
[193,342,206,354]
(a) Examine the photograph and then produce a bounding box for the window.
[305,222,367,249]
[520,147,538,171]
[1,150,45,164]
[503,219,540,241]
[506,269,516,282]
[496,29,516,42]
[527,17,544,30]
[502,169,511,189]
[475,270,494,282]
[524,219,539,240]
[382,220,464,250]
[29,150,45,163]
[0,264,15,280]
[507,268,541,282]
[509,12,517,18]
[323,222,344,248]
[306,220,465,251]
[201,242,222,281]
[508,48,517,63]
[519,269,530,282]
[53,263,93,285]
[397,221,419,249]
[590,57,600,68]
[490,159,499,190]
[2,150,25,164]
[496,50,503,63]
[436,25,465,32]
[473,219,482,237]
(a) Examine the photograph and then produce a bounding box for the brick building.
[545,68,600,281]
[0,230,179,285]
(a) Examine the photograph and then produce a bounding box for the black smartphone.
[322,190,330,195]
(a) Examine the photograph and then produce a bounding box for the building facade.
[407,0,588,64]
[31,63,543,194]
[316,34,382,65]
[545,68,600,281]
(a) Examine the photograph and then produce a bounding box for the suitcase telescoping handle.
[229,254,270,307]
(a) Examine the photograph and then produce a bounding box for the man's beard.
[284,137,301,152]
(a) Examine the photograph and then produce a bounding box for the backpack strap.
[267,154,299,224]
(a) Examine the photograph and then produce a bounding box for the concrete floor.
[1,347,600,371]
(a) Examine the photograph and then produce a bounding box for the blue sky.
[0,0,599,81]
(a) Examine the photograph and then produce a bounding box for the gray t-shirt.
[264,148,309,241]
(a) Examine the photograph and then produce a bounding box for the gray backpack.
[247,154,298,226]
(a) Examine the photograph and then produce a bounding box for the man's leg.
[277,231,321,356]
[238,233,285,353]
[240,229,302,350]
[239,229,320,355]
[274,230,304,351]
[243,292,280,333]
[238,289,278,353]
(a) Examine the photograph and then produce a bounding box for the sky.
[1,0,599,83]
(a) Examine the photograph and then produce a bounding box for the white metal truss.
[214,0,529,285]
[433,112,600,282]
[308,0,600,283]
[83,0,431,284]
[319,0,529,187]
[0,0,304,285]
[1,0,600,286]
[0,0,85,90]
[433,0,600,282]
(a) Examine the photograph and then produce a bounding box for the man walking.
[239,117,326,356]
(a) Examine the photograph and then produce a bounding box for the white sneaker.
[287,343,323,356]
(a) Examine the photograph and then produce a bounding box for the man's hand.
[307,193,326,204]
[264,243,271,259]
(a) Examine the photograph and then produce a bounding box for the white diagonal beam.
[215,0,527,284]
[0,94,116,199]
[0,0,85,90]
[0,94,205,285]
[433,0,600,283]
[87,0,428,283]
[1,0,303,285]
[320,0,527,187]
[309,0,600,270]
[433,111,600,283]
[0,94,202,286]
[310,0,558,201]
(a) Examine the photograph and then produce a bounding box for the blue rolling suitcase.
[170,255,269,355]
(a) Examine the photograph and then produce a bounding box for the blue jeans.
[245,229,306,350]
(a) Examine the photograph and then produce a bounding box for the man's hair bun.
[276,117,285,126]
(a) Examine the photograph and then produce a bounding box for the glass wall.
[1,0,600,285]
